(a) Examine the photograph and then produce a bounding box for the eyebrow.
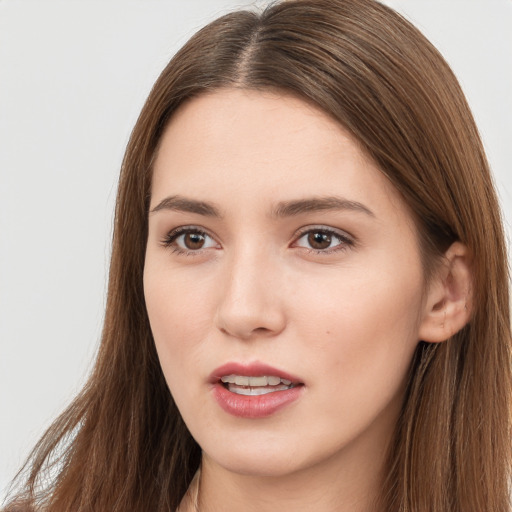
[150,195,222,217]
[271,196,375,218]
[149,195,374,218]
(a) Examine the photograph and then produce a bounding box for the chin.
[209,452,306,478]
[199,430,327,479]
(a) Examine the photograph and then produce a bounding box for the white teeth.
[220,374,295,396]
[249,375,268,386]
[235,375,249,385]
[229,384,291,396]
[220,374,294,387]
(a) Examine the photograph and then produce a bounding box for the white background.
[1,0,511,499]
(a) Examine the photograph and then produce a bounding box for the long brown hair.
[5,0,511,510]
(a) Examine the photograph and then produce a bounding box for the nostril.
[217,322,281,340]
[253,327,271,334]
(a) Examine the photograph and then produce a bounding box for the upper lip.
[209,361,303,385]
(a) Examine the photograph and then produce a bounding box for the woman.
[5,0,511,510]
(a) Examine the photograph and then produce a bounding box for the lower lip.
[212,383,304,418]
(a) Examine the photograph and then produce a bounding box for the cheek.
[294,262,422,336]
[291,257,424,394]
[143,263,216,384]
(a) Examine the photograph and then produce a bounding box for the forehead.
[151,88,407,221]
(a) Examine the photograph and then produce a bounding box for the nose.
[214,246,287,340]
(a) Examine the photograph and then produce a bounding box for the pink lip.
[209,362,305,419]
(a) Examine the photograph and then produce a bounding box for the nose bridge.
[215,239,285,339]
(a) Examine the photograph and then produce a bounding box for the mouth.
[210,362,305,418]
[220,374,296,396]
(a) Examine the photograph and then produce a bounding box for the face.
[144,89,428,479]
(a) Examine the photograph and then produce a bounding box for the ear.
[418,242,473,343]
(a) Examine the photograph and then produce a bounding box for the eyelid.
[161,225,221,253]
[159,224,354,256]
[291,225,355,253]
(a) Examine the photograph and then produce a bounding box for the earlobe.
[418,242,473,343]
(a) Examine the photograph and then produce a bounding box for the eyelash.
[293,226,354,254]
[161,226,218,256]
[160,225,354,256]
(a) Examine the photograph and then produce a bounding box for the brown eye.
[184,232,206,250]
[164,228,218,253]
[307,231,332,250]
[294,227,352,254]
